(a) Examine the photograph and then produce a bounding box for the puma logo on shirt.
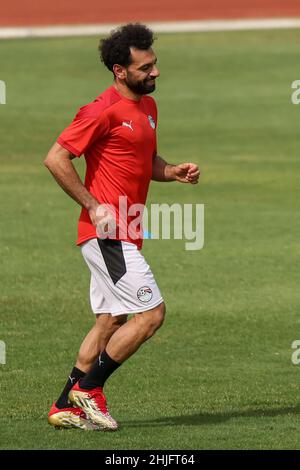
[122,120,134,131]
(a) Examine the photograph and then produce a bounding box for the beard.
[125,73,156,95]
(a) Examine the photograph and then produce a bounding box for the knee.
[153,302,166,330]
[138,302,166,339]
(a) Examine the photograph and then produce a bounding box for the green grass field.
[1,29,300,450]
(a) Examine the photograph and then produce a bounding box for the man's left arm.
[152,154,200,184]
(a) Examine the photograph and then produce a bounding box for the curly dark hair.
[99,23,155,73]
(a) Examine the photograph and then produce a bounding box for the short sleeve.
[57,103,110,157]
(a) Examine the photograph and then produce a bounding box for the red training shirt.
[57,85,158,249]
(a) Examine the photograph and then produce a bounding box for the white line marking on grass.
[0,18,300,40]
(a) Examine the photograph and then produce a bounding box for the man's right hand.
[89,204,117,239]
[88,203,103,227]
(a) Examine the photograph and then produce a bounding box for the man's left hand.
[172,163,200,184]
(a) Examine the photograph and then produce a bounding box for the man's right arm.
[44,142,99,224]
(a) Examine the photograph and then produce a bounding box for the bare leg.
[106,302,166,363]
[76,313,127,372]
[66,303,166,429]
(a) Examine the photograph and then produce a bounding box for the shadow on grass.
[121,405,300,428]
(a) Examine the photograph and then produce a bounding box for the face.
[124,47,160,95]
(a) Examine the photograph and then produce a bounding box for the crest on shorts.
[137,286,153,303]
[148,115,156,130]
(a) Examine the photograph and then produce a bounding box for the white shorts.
[80,238,164,316]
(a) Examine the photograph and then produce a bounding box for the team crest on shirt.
[148,115,156,130]
[137,286,153,303]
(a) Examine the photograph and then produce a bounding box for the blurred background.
[1,0,300,26]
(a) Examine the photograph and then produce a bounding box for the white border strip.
[1,18,300,39]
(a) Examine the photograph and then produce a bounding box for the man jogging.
[45,23,200,431]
